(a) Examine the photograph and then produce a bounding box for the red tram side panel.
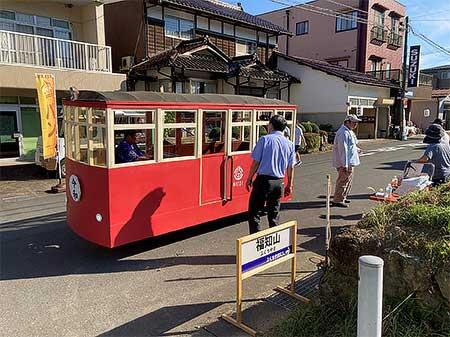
[64,92,296,248]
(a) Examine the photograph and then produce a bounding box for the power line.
[270,0,370,25]
[270,0,398,33]
[409,25,450,57]
[322,0,368,15]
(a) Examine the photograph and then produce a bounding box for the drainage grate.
[265,269,323,311]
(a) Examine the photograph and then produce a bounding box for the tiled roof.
[132,38,294,82]
[432,88,450,98]
[274,52,401,89]
[173,54,229,72]
[161,0,290,34]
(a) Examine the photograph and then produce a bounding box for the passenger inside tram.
[115,130,149,163]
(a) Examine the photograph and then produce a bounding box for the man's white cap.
[344,114,362,123]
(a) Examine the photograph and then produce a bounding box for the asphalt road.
[0,137,426,337]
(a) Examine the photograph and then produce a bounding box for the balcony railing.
[387,32,402,49]
[370,26,386,44]
[366,69,401,83]
[0,30,112,73]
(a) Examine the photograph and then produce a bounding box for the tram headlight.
[96,213,103,222]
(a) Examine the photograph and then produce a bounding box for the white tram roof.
[75,91,292,106]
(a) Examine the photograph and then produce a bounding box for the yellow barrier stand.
[222,220,310,336]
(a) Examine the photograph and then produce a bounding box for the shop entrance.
[0,107,20,158]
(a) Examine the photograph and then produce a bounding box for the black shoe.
[344,199,351,204]
[331,201,349,208]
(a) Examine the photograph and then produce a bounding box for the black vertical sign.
[407,45,421,87]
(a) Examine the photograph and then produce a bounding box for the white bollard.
[357,255,384,337]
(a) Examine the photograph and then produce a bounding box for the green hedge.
[300,122,312,133]
[303,133,320,153]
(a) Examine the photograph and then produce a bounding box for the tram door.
[201,111,227,204]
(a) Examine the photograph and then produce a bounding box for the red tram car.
[63,91,297,247]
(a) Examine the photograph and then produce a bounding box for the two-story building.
[260,0,405,79]
[104,0,296,98]
[0,0,126,160]
[413,64,450,129]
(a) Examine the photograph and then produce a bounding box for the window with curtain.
[336,11,358,32]
[164,15,194,40]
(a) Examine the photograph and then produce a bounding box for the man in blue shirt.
[116,130,148,163]
[246,115,296,234]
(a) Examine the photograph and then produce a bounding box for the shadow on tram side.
[0,208,247,280]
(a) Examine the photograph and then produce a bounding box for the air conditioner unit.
[120,56,134,71]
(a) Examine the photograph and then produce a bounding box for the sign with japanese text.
[36,74,57,159]
[241,226,292,273]
[408,45,421,88]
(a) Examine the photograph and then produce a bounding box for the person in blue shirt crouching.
[246,115,296,234]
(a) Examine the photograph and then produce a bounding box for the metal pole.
[357,256,384,337]
[400,16,409,140]
[325,175,331,265]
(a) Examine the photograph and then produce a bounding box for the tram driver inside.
[116,130,149,163]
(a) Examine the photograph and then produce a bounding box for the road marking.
[360,143,423,158]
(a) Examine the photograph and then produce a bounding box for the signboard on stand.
[222,221,309,336]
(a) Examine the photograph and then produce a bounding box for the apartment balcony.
[370,26,386,45]
[366,69,401,83]
[0,30,112,73]
[387,32,402,50]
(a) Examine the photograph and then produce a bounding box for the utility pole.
[400,16,409,140]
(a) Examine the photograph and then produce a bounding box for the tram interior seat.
[202,142,224,154]
[232,141,250,152]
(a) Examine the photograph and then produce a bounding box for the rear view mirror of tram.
[63,91,297,248]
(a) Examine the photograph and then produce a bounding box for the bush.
[320,123,333,133]
[301,122,312,133]
[304,133,320,152]
[309,122,320,133]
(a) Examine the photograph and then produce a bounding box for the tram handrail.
[223,155,229,201]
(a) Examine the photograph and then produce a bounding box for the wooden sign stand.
[222,221,310,336]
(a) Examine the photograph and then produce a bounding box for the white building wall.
[348,83,391,100]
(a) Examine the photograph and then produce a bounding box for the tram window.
[203,111,225,154]
[78,107,88,123]
[232,111,251,123]
[114,129,155,163]
[231,126,251,152]
[90,127,107,166]
[257,125,268,138]
[66,106,75,122]
[114,110,154,124]
[77,125,88,163]
[257,110,273,121]
[164,111,195,124]
[92,109,106,124]
[277,110,293,121]
[163,127,196,159]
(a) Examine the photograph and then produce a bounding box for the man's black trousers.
[248,175,284,234]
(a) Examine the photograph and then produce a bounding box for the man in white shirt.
[332,115,361,208]
[294,122,306,166]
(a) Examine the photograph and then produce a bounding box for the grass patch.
[266,298,450,337]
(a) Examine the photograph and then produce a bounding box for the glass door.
[0,108,20,158]
[201,110,227,204]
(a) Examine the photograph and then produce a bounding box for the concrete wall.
[260,0,360,69]
[0,64,126,92]
[105,0,145,72]
[1,1,105,44]
[410,100,439,131]
[277,57,349,128]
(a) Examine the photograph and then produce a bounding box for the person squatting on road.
[331,115,362,208]
[417,124,450,186]
[246,115,296,234]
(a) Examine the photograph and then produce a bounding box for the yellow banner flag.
[36,74,57,159]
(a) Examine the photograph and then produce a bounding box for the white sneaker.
[294,160,303,167]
